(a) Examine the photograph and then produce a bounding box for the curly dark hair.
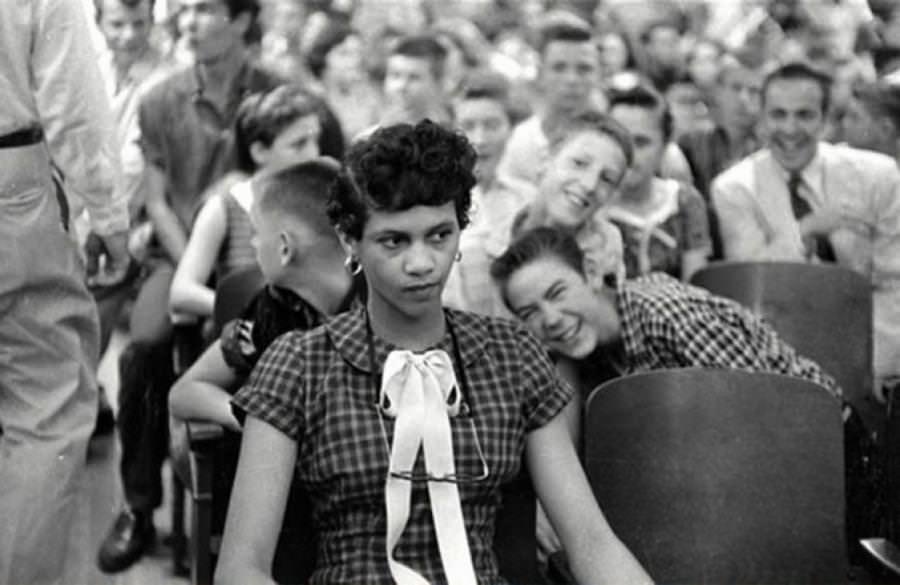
[327,120,477,239]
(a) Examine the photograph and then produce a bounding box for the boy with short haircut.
[606,84,711,280]
[495,19,600,186]
[169,158,362,429]
[451,71,531,235]
[378,33,451,128]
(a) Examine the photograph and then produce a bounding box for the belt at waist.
[0,127,44,149]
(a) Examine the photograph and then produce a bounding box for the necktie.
[788,173,836,262]
[379,350,478,585]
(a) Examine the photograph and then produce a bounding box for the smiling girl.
[216,120,651,585]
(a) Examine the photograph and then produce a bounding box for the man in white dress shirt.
[712,61,900,398]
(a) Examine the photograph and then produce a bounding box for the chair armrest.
[186,420,225,449]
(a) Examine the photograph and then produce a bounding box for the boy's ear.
[249,141,268,168]
[278,231,294,266]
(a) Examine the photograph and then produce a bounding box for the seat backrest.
[584,368,845,584]
[690,260,873,410]
[212,265,265,336]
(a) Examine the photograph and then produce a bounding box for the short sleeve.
[137,87,168,171]
[514,326,575,432]
[231,331,306,440]
[677,184,712,252]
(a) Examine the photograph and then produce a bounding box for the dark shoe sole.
[96,526,155,574]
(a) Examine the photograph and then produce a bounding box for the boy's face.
[540,40,599,113]
[98,0,153,60]
[454,97,511,176]
[716,65,763,133]
[503,253,620,359]
[537,130,627,230]
[383,55,442,119]
[177,0,248,64]
[609,104,666,192]
[646,25,683,69]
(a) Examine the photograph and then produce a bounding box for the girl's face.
[253,114,321,172]
[537,130,627,230]
[503,254,620,359]
[349,202,461,324]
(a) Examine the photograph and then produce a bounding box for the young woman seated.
[216,120,653,585]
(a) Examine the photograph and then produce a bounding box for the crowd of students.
[4,0,900,583]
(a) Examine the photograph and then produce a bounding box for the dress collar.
[325,305,489,374]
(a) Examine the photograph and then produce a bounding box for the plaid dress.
[233,306,572,584]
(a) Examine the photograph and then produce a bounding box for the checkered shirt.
[616,273,841,398]
[232,306,573,584]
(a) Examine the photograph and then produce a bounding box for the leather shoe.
[97,508,155,574]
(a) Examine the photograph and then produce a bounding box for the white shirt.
[0,0,128,236]
[713,143,900,379]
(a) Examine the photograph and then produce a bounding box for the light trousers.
[0,143,100,584]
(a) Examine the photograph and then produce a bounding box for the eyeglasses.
[373,400,490,484]
[366,310,490,485]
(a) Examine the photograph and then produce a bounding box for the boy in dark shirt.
[169,158,362,428]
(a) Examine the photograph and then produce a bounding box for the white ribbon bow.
[380,349,478,585]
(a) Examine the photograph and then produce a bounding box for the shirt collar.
[771,145,825,195]
[325,305,489,374]
[189,59,259,117]
[268,272,366,317]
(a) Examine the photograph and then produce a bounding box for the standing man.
[712,61,900,402]
[97,0,284,573]
[0,1,131,583]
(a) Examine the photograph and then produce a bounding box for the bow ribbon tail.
[383,359,430,585]
[422,367,478,585]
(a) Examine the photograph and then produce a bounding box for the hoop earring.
[455,251,462,263]
[344,255,363,275]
